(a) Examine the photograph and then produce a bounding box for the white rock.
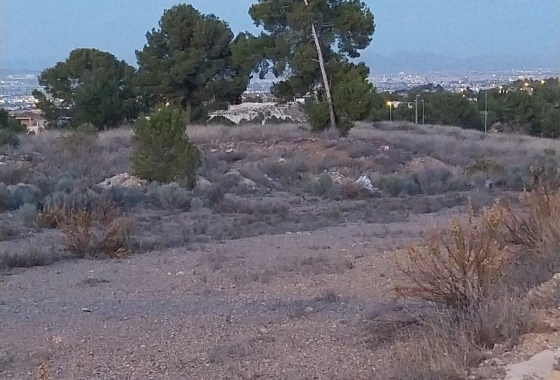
[225,169,241,177]
[239,177,257,188]
[98,173,146,189]
[355,175,375,192]
[278,158,287,164]
[208,102,307,125]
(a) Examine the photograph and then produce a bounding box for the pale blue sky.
[1,0,559,70]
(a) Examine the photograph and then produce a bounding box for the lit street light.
[387,101,392,122]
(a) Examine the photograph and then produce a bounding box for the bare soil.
[0,211,461,380]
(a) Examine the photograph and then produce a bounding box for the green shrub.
[0,184,41,211]
[131,106,201,188]
[377,175,405,197]
[306,101,330,133]
[0,109,26,146]
[309,173,334,196]
[0,129,21,147]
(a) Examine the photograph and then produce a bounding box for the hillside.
[1,122,559,379]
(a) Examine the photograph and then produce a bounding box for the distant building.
[520,86,534,95]
[10,109,46,134]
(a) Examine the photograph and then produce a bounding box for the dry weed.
[504,185,560,250]
[395,200,508,308]
[39,199,135,259]
[36,203,66,228]
[37,360,50,380]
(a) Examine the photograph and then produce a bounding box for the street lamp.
[484,89,488,133]
[387,101,392,122]
[414,95,419,125]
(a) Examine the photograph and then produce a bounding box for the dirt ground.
[0,210,462,380]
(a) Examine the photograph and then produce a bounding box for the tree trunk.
[303,0,336,130]
[185,100,192,125]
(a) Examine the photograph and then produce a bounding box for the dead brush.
[48,199,135,259]
[503,185,560,250]
[36,202,67,228]
[395,200,509,309]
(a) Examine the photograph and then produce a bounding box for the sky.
[1,0,559,71]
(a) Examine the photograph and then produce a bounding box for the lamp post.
[421,99,425,125]
[484,89,488,133]
[415,95,419,125]
[387,101,392,122]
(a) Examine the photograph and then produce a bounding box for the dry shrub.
[396,200,508,308]
[60,205,134,259]
[502,184,560,289]
[36,203,66,228]
[385,295,536,380]
[504,186,560,250]
[38,199,135,259]
[386,316,475,380]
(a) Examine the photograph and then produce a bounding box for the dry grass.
[504,186,560,250]
[37,199,135,259]
[391,181,560,379]
[395,200,508,308]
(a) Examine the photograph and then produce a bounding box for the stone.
[239,177,257,188]
[278,158,287,164]
[225,169,241,177]
[355,175,375,192]
[208,101,307,125]
[196,177,213,191]
[304,306,314,314]
[97,173,146,189]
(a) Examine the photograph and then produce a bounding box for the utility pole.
[421,99,425,125]
[387,101,392,122]
[484,89,488,133]
[415,95,419,125]
[304,0,336,130]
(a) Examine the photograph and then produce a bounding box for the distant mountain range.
[2,50,558,75]
[361,50,560,75]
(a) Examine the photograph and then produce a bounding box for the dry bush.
[384,295,536,380]
[37,199,135,259]
[502,180,560,289]
[36,202,66,228]
[386,317,474,380]
[504,186,560,250]
[59,205,134,259]
[395,200,508,309]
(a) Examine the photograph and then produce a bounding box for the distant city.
[2,67,560,110]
